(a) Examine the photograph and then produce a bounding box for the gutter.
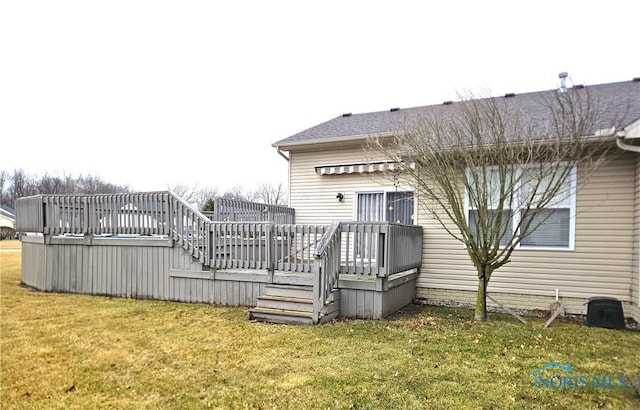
[271,131,396,151]
[615,119,640,153]
[616,135,640,153]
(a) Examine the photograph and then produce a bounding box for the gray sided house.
[272,79,640,321]
[1,205,16,239]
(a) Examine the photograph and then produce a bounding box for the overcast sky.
[1,1,639,194]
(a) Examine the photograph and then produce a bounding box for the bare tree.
[77,174,130,194]
[1,169,131,205]
[251,181,287,205]
[368,88,620,321]
[0,170,6,206]
[8,169,37,205]
[168,183,200,205]
[38,172,74,194]
[221,186,250,202]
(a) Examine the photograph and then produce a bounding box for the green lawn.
[1,245,639,409]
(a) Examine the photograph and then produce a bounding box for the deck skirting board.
[169,270,214,280]
[20,239,417,320]
[339,272,417,319]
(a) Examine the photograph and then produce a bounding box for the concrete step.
[263,284,313,299]
[255,295,313,312]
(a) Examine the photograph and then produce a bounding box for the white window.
[467,167,514,247]
[466,165,575,250]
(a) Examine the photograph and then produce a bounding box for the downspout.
[616,128,640,318]
[276,148,289,161]
[275,147,291,208]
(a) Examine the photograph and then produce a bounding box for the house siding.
[633,154,640,313]
[288,146,638,318]
[418,154,635,306]
[289,146,394,224]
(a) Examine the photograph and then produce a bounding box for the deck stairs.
[249,284,340,325]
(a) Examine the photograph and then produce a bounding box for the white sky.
[1,1,639,194]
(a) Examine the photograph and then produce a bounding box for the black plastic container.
[586,297,626,329]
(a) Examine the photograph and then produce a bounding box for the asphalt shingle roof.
[0,205,15,218]
[274,79,640,148]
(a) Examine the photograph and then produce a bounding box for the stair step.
[319,309,340,324]
[249,307,314,325]
[256,295,313,312]
[263,284,313,299]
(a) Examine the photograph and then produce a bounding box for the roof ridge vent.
[633,77,640,82]
[504,93,515,98]
[390,107,400,112]
[342,113,352,117]
[573,84,585,89]
[443,100,453,105]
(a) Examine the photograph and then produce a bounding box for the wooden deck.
[16,192,423,323]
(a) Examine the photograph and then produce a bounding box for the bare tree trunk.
[474,266,489,321]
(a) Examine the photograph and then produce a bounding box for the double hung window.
[466,165,575,250]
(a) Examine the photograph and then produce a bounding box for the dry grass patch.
[1,249,639,409]
[0,239,21,249]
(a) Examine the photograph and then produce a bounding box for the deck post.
[312,263,322,324]
[267,223,275,283]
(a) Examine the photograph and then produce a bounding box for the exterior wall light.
[336,192,344,202]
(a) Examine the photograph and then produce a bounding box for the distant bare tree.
[0,170,7,206]
[221,186,250,201]
[251,181,287,205]
[38,172,73,194]
[76,174,129,194]
[168,183,200,205]
[1,169,130,205]
[367,88,620,321]
[8,169,37,205]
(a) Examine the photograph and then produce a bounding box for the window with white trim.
[356,191,415,224]
[466,165,575,249]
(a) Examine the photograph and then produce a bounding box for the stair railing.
[168,191,212,264]
[312,221,341,323]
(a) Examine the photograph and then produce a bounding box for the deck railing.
[16,192,423,322]
[16,193,422,277]
[16,192,172,236]
[313,221,341,323]
[337,222,423,276]
[212,198,295,224]
[170,193,211,263]
[273,224,327,273]
[210,222,273,271]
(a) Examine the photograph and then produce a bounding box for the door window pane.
[386,192,414,224]
[357,193,383,222]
